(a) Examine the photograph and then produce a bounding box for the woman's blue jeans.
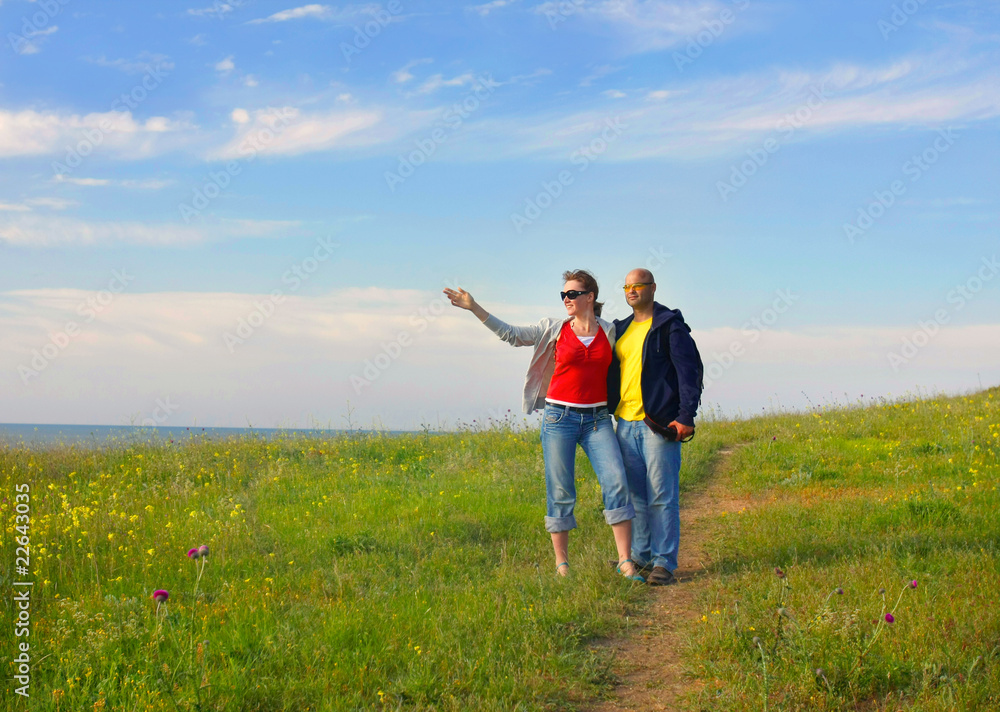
[539,403,635,533]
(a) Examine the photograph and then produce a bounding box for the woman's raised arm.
[444,287,545,347]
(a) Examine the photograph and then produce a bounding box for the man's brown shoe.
[647,566,677,586]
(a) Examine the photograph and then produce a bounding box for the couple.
[445,268,704,585]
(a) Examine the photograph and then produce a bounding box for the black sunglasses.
[560,290,591,301]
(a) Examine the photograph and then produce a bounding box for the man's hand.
[668,421,694,441]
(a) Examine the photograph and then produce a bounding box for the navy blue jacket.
[607,302,704,429]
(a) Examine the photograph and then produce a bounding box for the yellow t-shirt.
[614,318,652,421]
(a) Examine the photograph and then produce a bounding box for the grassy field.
[1,388,997,711]
[0,417,722,711]
[687,388,1000,710]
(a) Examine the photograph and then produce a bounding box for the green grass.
[0,422,718,711]
[687,388,1000,710]
[3,388,997,710]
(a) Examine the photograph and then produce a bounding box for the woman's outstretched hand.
[443,287,475,310]
[444,287,489,322]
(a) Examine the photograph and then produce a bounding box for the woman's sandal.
[556,562,570,577]
[617,558,646,582]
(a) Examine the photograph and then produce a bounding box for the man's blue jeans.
[539,404,635,533]
[615,419,682,571]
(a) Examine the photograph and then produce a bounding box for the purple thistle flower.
[910,580,918,589]
[836,587,844,595]
[152,589,169,603]
[187,548,200,559]
[197,544,209,558]
[885,613,895,624]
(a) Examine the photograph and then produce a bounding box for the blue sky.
[1,0,998,429]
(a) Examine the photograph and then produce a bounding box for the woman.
[444,270,644,581]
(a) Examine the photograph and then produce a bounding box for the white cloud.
[243,74,259,87]
[208,106,390,159]
[0,287,521,429]
[1,288,996,429]
[494,68,552,86]
[0,197,75,213]
[52,175,174,190]
[188,3,237,18]
[391,58,433,84]
[10,25,58,55]
[579,64,623,87]
[534,0,737,53]
[0,108,193,158]
[451,55,1000,161]
[86,52,175,74]
[247,4,380,24]
[923,197,984,208]
[413,73,477,95]
[25,197,78,210]
[215,55,235,74]
[231,108,251,124]
[470,0,520,16]
[0,216,297,248]
[603,89,627,98]
[53,176,112,187]
[120,179,175,190]
[248,4,330,22]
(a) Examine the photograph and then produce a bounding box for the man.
[607,268,704,586]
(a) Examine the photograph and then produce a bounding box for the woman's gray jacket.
[481,313,617,414]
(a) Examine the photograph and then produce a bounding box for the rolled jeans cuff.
[545,514,577,533]
[603,502,635,526]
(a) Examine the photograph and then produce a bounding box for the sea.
[0,423,392,448]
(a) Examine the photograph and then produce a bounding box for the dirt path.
[586,446,748,712]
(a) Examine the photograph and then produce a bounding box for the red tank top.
[545,321,611,407]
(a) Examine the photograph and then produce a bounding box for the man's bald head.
[626,268,654,285]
